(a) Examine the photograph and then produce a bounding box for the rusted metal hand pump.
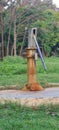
[22,28,45,91]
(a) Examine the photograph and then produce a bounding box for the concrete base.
[0,87,59,106]
[22,83,43,91]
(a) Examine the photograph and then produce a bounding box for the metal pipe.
[22,48,43,91]
[33,35,47,70]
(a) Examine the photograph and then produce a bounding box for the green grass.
[0,56,59,89]
[0,57,59,130]
[0,103,59,130]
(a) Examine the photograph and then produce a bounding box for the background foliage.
[0,0,59,57]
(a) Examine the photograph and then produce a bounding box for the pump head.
[28,28,37,48]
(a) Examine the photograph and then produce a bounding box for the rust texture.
[22,48,43,91]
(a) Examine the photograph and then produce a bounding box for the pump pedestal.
[22,48,43,91]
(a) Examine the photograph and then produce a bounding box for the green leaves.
[2,1,59,56]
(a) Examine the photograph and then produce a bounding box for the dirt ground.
[0,88,59,107]
[0,98,59,107]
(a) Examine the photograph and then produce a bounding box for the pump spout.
[33,35,47,70]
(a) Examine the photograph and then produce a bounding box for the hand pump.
[22,28,46,91]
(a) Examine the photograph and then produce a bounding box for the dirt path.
[0,87,59,106]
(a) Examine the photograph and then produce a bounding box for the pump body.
[22,28,43,91]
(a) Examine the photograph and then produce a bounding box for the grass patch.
[0,103,59,130]
[0,56,27,75]
[0,56,59,89]
[0,74,27,89]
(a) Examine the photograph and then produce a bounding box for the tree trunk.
[13,8,16,56]
[11,44,14,56]
[6,25,11,56]
[6,1,12,56]
[1,14,4,61]
[20,31,26,56]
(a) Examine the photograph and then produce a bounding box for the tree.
[2,0,59,57]
[0,0,4,60]
[6,0,12,56]
[13,6,16,56]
